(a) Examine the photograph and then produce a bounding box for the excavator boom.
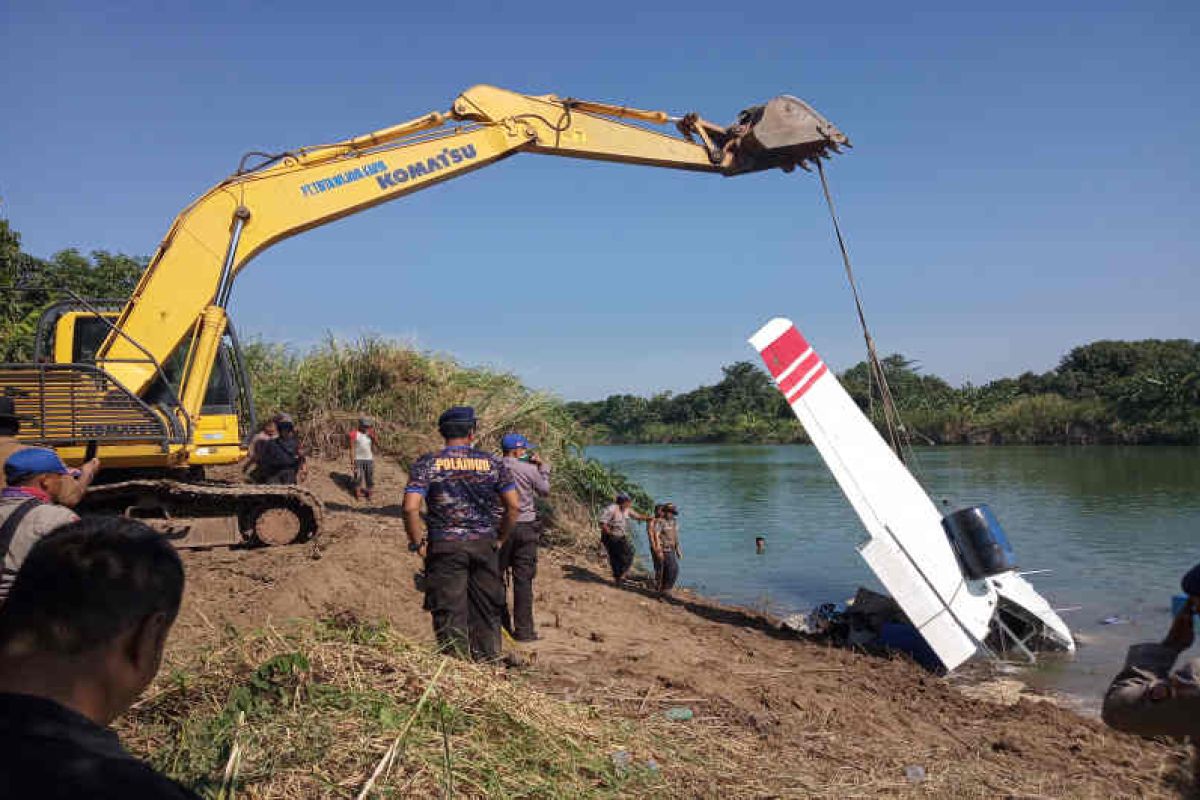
[99,85,847,407]
[1,83,847,548]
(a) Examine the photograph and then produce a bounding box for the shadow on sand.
[561,563,800,642]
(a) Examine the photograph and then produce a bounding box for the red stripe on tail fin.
[788,363,828,402]
[778,350,822,396]
[759,325,810,379]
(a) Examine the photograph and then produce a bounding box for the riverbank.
[116,457,1192,797]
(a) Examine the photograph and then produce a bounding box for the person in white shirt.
[349,417,376,501]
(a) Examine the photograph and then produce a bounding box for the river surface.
[586,444,1200,711]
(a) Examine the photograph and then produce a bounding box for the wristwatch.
[408,539,425,552]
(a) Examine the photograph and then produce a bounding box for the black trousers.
[499,521,539,640]
[601,533,634,580]
[423,538,504,661]
[659,550,679,593]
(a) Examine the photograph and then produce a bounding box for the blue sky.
[2,1,1196,400]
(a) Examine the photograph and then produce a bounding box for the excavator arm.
[98,84,848,416]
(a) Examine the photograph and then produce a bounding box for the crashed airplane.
[749,317,1074,671]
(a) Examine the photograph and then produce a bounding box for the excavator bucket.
[726,96,850,175]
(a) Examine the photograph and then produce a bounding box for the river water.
[587,444,1200,711]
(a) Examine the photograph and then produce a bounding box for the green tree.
[0,219,146,360]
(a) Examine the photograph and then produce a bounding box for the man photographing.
[0,448,83,605]
[403,407,520,661]
[499,433,550,642]
[1102,563,1200,738]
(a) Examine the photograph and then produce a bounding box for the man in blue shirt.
[403,407,520,661]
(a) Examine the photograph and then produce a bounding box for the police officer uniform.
[499,433,550,642]
[405,407,516,661]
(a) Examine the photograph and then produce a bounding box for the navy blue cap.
[5,447,71,484]
[501,433,533,451]
[615,492,631,503]
[438,406,476,426]
[1183,563,1200,597]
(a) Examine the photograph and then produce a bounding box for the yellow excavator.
[0,85,848,548]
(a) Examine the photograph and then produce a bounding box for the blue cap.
[501,433,533,452]
[438,406,476,426]
[1183,563,1200,596]
[5,447,71,484]
[615,492,631,503]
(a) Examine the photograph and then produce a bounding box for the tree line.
[3,217,1196,445]
[567,344,1200,446]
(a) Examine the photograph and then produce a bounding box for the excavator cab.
[30,301,253,467]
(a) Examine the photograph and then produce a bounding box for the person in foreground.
[498,433,550,642]
[1102,562,1200,738]
[0,517,199,799]
[403,407,520,661]
[0,396,100,503]
[0,448,83,605]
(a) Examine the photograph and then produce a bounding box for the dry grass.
[116,615,761,799]
[242,337,655,550]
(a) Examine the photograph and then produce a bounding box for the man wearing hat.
[0,397,99,504]
[0,448,82,604]
[402,407,520,661]
[499,433,551,642]
[1102,563,1200,738]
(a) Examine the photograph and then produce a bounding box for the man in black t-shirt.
[0,517,199,799]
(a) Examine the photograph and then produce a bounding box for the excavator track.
[77,479,324,549]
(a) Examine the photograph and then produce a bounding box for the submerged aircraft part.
[750,317,1074,671]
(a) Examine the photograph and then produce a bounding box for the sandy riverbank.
[127,457,1193,798]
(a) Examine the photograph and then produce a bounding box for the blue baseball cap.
[438,406,477,427]
[501,433,534,451]
[5,447,71,484]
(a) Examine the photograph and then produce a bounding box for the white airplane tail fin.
[750,318,1072,670]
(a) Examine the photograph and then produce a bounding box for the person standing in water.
[598,493,649,586]
[654,502,683,598]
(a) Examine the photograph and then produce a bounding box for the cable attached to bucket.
[814,159,916,469]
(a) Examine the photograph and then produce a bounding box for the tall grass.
[119,617,710,798]
[242,337,653,542]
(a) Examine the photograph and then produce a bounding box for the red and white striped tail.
[749,317,996,672]
[755,322,830,404]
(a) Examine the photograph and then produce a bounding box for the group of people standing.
[402,407,550,661]
[599,493,683,598]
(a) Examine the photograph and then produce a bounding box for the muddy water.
[587,444,1200,711]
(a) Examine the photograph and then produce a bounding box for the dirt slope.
[170,458,1192,798]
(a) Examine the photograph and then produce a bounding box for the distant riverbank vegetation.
[567,344,1200,445]
[4,219,1196,448]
